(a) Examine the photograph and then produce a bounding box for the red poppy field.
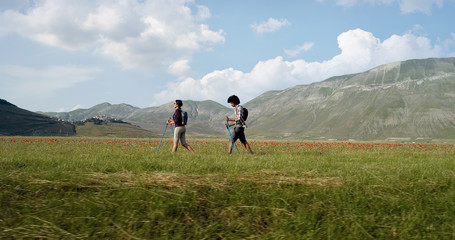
[1,136,455,239]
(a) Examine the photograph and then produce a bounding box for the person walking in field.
[226,95,253,154]
[167,100,194,153]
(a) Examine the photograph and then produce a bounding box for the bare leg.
[183,143,194,153]
[172,144,178,152]
[228,142,233,154]
[244,142,253,154]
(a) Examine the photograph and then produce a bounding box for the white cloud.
[328,0,444,14]
[168,59,191,76]
[250,18,290,34]
[195,5,211,21]
[154,28,445,105]
[335,0,361,7]
[54,104,83,113]
[444,33,455,55]
[70,104,84,111]
[322,0,395,7]
[0,0,225,71]
[284,42,314,58]
[399,0,444,14]
[0,65,103,96]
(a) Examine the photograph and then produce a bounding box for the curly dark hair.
[175,100,183,108]
[227,95,240,105]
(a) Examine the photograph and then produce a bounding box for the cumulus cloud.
[250,18,290,34]
[284,42,314,58]
[168,59,191,76]
[0,65,103,96]
[0,0,225,71]
[326,0,444,14]
[154,28,445,105]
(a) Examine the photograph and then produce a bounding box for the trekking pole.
[168,117,175,142]
[226,121,240,153]
[156,123,168,154]
[170,124,174,142]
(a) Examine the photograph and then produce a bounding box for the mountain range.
[246,57,455,140]
[42,100,232,138]
[0,99,76,136]
[6,57,455,140]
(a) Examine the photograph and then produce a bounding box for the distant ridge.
[41,57,455,140]
[44,100,232,137]
[246,57,455,140]
[74,115,155,138]
[0,99,76,136]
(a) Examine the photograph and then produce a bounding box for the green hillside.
[43,102,139,122]
[0,99,76,136]
[76,122,154,138]
[41,57,455,140]
[45,100,232,137]
[246,57,455,140]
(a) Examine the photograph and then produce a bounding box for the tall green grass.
[1,137,454,239]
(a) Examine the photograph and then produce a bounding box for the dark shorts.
[232,126,247,144]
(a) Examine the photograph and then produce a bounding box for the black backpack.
[174,109,188,125]
[242,107,248,121]
[181,111,188,125]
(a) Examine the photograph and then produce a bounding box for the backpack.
[241,107,248,121]
[181,111,188,125]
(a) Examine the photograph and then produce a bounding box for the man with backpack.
[226,95,253,154]
[167,100,194,153]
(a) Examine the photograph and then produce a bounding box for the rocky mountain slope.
[42,57,455,140]
[44,100,232,137]
[246,57,455,140]
[0,99,76,136]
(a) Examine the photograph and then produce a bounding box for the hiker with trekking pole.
[166,100,194,153]
[225,95,253,154]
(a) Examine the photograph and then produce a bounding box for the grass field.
[1,137,455,239]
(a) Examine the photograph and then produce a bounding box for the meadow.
[1,137,455,239]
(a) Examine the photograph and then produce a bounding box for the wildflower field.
[1,137,455,239]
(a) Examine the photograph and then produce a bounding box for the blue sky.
[0,0,454,112]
